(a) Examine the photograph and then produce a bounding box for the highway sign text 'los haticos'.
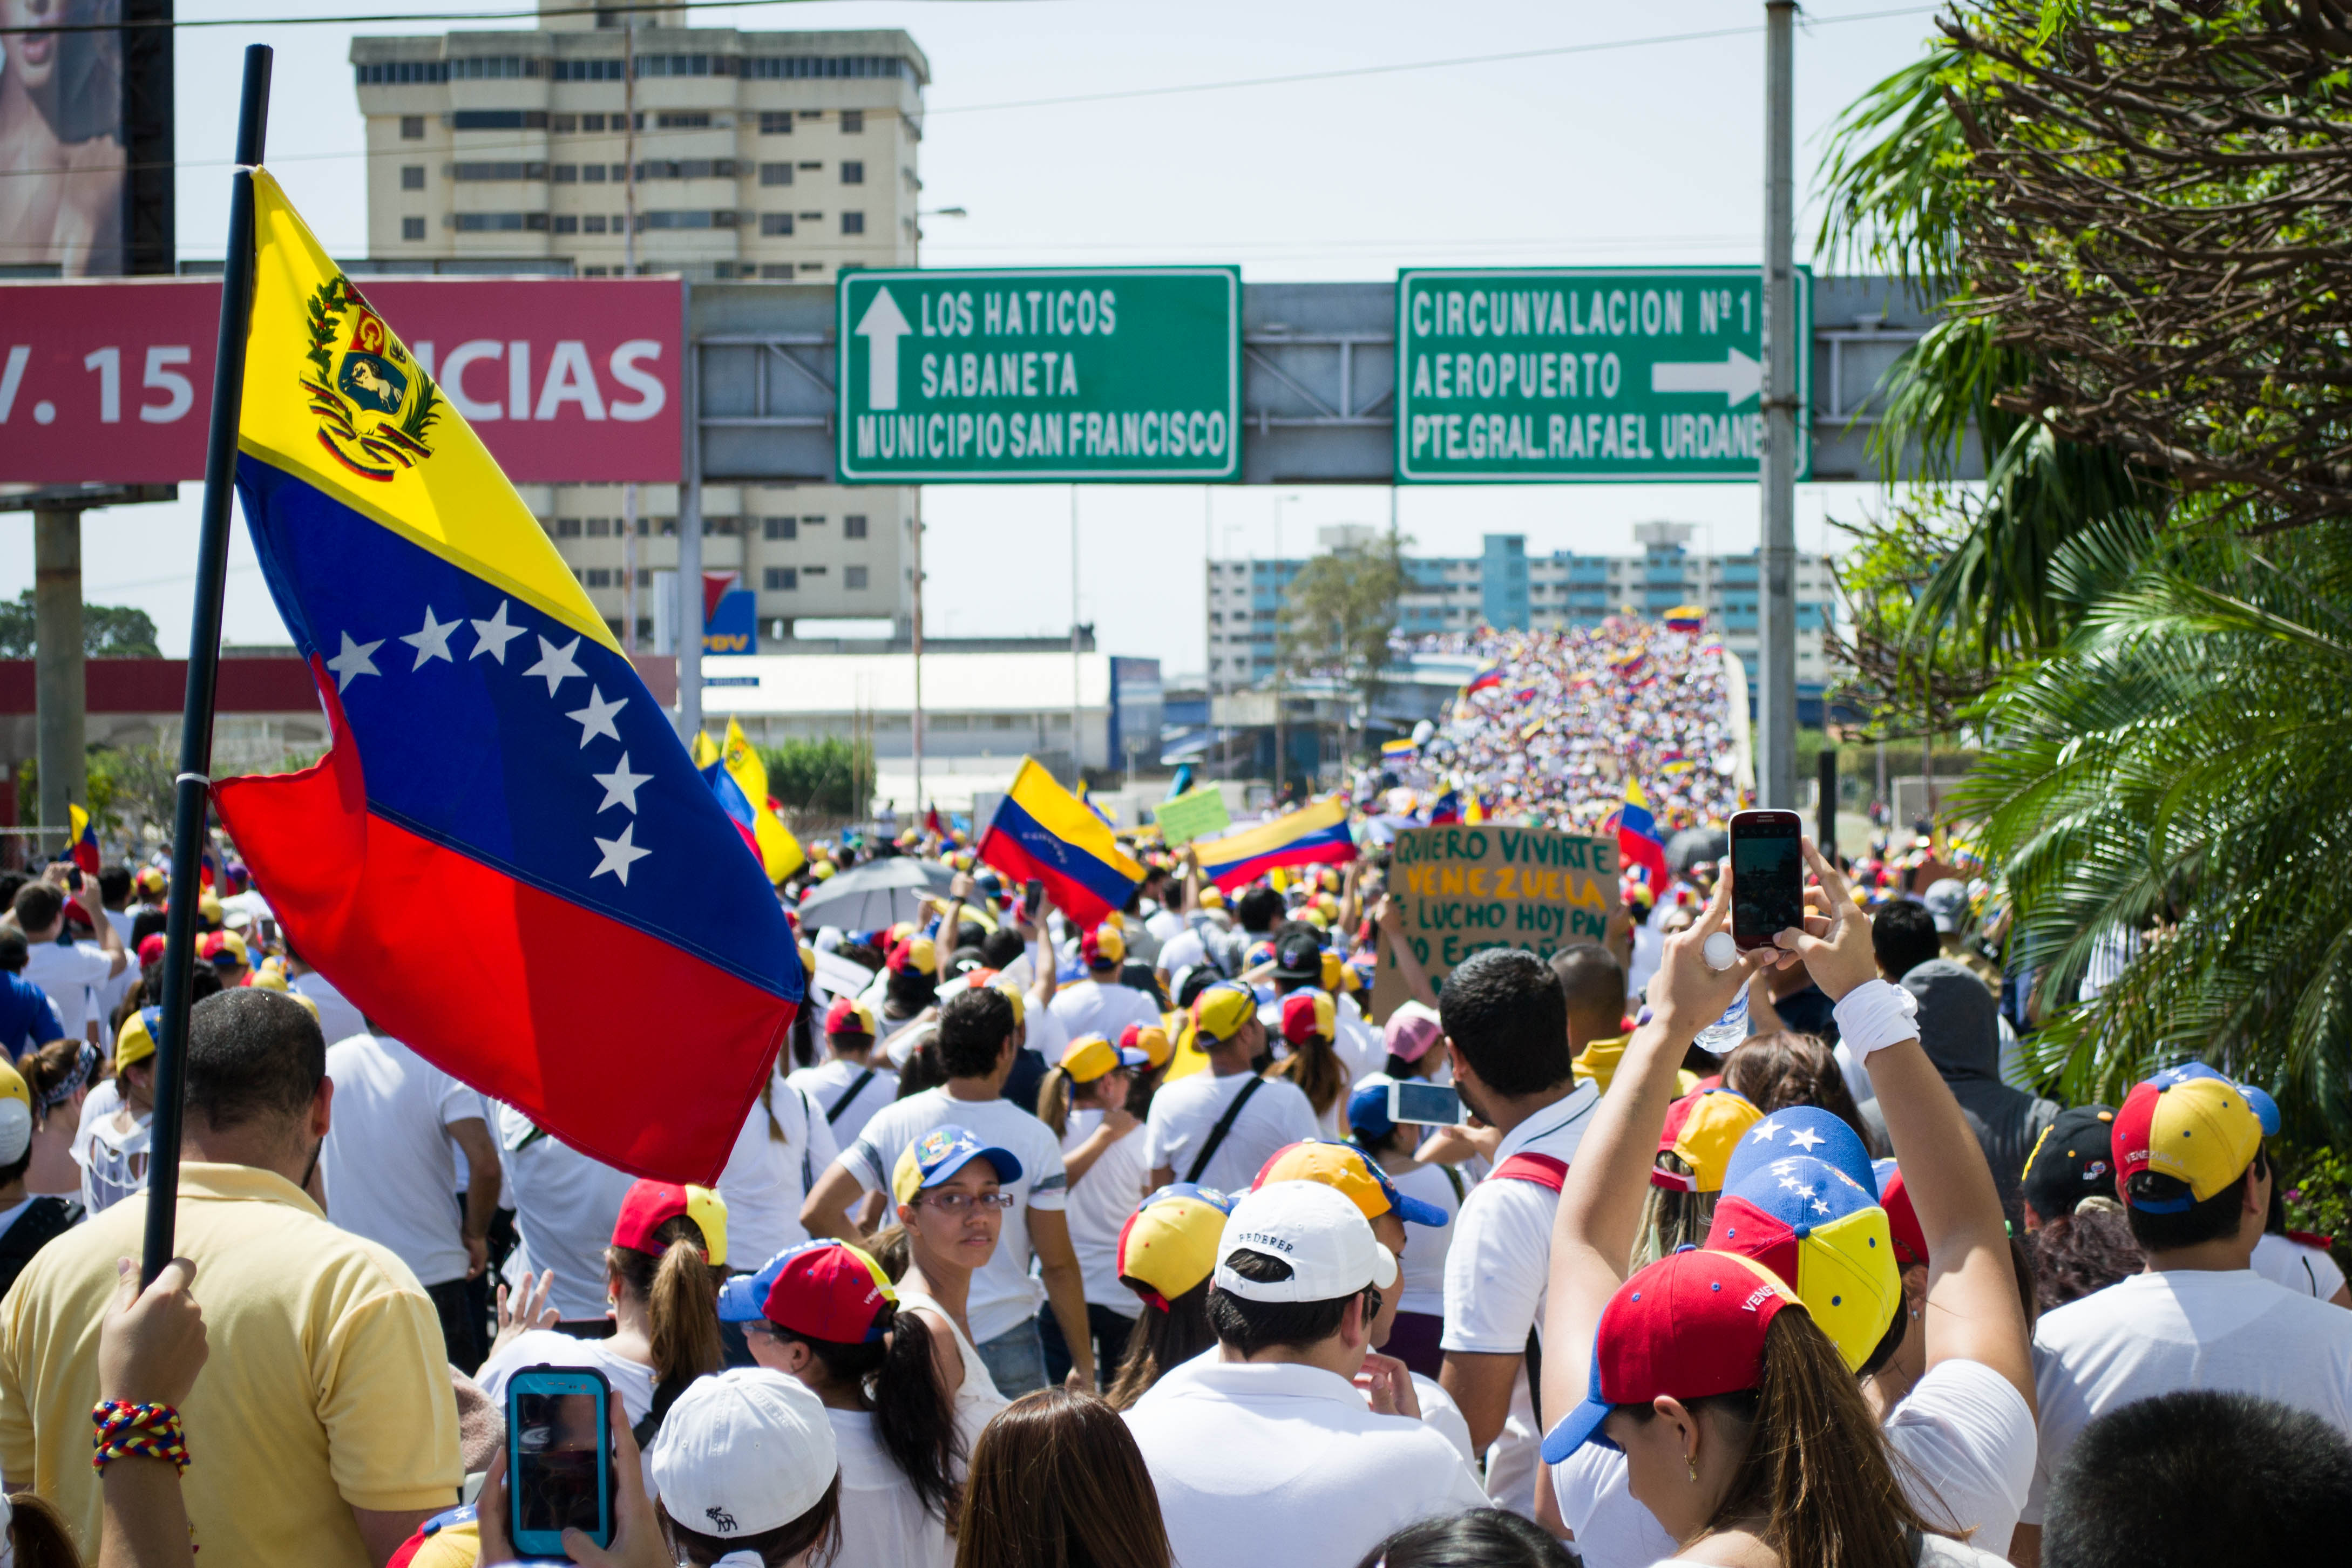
[1394,267,1811,483]
[837,267,1241,483]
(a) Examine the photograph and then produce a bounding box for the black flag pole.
[142,44,273,1285]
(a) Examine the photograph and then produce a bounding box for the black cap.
[1272,926,1325,982]
[2022,1104,2119,1221]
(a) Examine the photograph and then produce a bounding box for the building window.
[550,59,626,82]
[451,161,549,181]
[841,212,864,235]
[556,518,584,537]
[643,210,737,230]
[759,162,793,186]
[843,514,867,539]
[399,165,425,191]
[763,517,797,540]
[551,113,577,133]
[842,109,865,132]
[581,113,606,132]
[401,217,425,241]
[844,566,869,589]
[704,516,740,537]
[763,567,797,591]
[583,214,608,233]
[760,213,792,237]
[841,160,864,184]
[586,518,612,537]
[552,164,577,183]
[400,115,425,139]
[553,215,579,234]
[450,213,550,232]
[760,111,793,134]
[586,568,612,588]
[358,61,452,85]
[759,263,792,279]
[450,110,548,131]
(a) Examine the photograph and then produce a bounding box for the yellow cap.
[1117,1191,1231,1307]
[1122,1022,1173,1070]
[994,979,1027,1026]
[115,1007,161,1071]
[1061,1033,1148,1083]
[0,1060,29,1164]
[1198,886,1225,910]
[1190,981,1257,1043]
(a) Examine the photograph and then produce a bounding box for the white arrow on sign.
[1649,347,1761,408]
[853,286,912,411]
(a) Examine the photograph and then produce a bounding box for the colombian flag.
[66,804,100,877]
[720,716,806,882]
[1617,780,1669,884]
[211,174,802,1182]
[1195,796,1356,891]
[978,757,1144,927]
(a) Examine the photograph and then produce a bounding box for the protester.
[11,881,126,1046]
[283,947,366,1050]
[1719,1028,1877,1152]
[883,1126,1016,1463]
[490,1103,637,1333]
[1899,958,2059,1224]
[1343,1080,1462,1379]
[1628,1084,1760,1271]
[1142,981,1318,1196]
[786,997,898,1157]
[0,988,461,1567]
[954,1388,1168,1568]
[1035,1031,1151,1387]
[1122,1180,1487,1568]
[1103,1184,1231,1410]
[317,1029,501,1372]
[715,1071,838,1273]
[1049,925,1161,1042]
[71,1012,154,1217]
[0,935,64,1061]
[1271,989,1349,1137]
[0,1062,76,1296]
[1354,1509,1578,1568]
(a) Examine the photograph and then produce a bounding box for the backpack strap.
[1185,1075,1267,1185]
[827,1068,878,1124]
[1492,1152,1569,1192]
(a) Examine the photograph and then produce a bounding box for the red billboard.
[0,275,683,485]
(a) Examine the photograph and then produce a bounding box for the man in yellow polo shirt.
[0,988,461,1566]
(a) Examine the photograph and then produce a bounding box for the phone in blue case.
[506,1365,613,1555]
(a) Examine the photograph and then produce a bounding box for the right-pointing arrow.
[1650,347,1761,408]
[853,286,912,412]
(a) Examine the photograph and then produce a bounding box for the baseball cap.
[135,933,166,967]
[1252,1139,1448,1227]
[1541,1248,1799,1463]
[1198,885,1226,910]
[993,979,1027,1026]
[1061,1032,1147,1084]
[1652,1088,1764,1193]
[887,934,936,976]
[1273,928,1325,982]
[717,1239,896,1342]
[1191,980,1257,1043]
[612,1180,730,1268]
[114,1006,162,1073]
[824,996,877,1037]
[1921,878,1970,934]
[1318,951,1346,992]
[1723,1105,1879,1200]
[1706,1154,1899,1372]
[135,867,166,895]
[1120,1021,1173,1070]
[1081,924,1127,970]
[1280,989,1336,1046]
[1116,1184,1237,1309]
[1868,1160,1932,1270]
[2019,1105,2118,1222]
[889,1124,1024,1206]
[2113,1063,2265,1212]
[647,1369,838,1540]
[1347,1075,1398,1144]
[0,1061,31,1165]
[1382,1000,1443,1065]
[1214,1179,1398,1302]
[197,930,248,968]
[2239,1083,2282,1137]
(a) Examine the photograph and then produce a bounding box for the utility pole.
[32,506,86,836]
[1069,485,1082,785]
[1758,0,1800,811]
[1273,492,1297,802]
[912,499,924,818]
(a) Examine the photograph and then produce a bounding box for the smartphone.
[1389,1080,1467,1127]
[506,1366,612,1555]
[1022,879,1045,922]
[1729,809,1805,951]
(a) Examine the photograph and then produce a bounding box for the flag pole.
[143,44,273,1285]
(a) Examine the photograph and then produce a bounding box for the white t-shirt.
[828,1407,952,1568]
[2022,1267,2352,1524]
[1156,927,1209,980]
[496,1101,639,1321]
[716,1077,840,1269]
[23,939,115,1042]
[1146,906,1187,945]
[1060,1108,1150,1318]
[788,1057,900,1155]
[1883,1358,2037,1555]
[1124,1360,1489,1568]
[318,1034,480,1287]
[70,1099,149,1216]
[1142,1070,1320,1196]
[288,970,368,1051]
[1652,1540,2010,1568]
[1406,1371,1477,1468]
[2253,1231,2350,1301]
[1551,1442,1678,1568]
[1047,978,1162,1044]
[837,1088,1069,1345]
[1388,1158,1464,1319]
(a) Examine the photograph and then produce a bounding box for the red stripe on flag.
[978,825,1117,928]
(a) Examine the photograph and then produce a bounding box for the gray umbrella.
[794,857,939,931]
[1666,826,1729,875]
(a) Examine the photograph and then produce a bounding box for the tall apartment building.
[1207,522,1837,692]
[350,2,927,642]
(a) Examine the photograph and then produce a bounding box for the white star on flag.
[591,823,651,885]
[399,607,460,669]
[470,600,527,664]
[1794,1183,1815,1199]
[566,687,627,748]
[1811,1199,1831,1217]
[524,635,586,697]
[1751,1119,1783,1144]
[592,754,652,814]
[1787,1126,1826,1152]
[325,631,383,693]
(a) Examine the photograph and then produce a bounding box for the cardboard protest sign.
[1372,824,1620,1021]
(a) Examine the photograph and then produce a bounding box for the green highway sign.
[836,267,1242,483]
[1393,267,1811,484]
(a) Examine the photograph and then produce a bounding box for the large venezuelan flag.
[977,757,1143,927]
[1195,796,1357,891]
[212,174,802,1183]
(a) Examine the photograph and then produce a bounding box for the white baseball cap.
[647,1369,837,1540]
[1213,1179,1399,1302]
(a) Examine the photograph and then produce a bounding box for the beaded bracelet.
[91,1400,189,1475]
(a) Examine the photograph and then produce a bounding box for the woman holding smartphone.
[1346,1078,1461,1380]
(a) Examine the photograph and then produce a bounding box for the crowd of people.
[0,692,2342,1568]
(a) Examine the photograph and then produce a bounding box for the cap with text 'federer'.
[1706,1153,1898,1373]
[1213,1179,1398,1304]
[2113,1063,2266,1213]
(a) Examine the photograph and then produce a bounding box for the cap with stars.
[1706,1153,1899,1372]
[1722,1104,1879,1202]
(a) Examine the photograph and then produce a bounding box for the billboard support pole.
[143,44,272,1286]
[32,507,87,836]
[1758,0,1800,811]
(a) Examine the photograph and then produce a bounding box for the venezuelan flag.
[1463,662,1505,694]
[66,804,100,877]
[1195,796,1356,891]
[1664,604,1706,633]
[1380,738,1418,759]
[721,716,806,881]
[978,757,1144,927]
[1617,780,1669,883]
[1427,788,1461,825]
[702,758,763,861]
[211,174,801,1183]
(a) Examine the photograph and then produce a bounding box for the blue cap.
[890,1124,1024,1205]
[2240,1083,2282,1138]
[1140,1180,1236,1214]
[1722,1105,1877,1200]
[1347,1078,1397,1143]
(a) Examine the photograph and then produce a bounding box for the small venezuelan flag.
[1195,796,1357,891]
[1617,780,1669,883]
[721,716,806,882]
[66,804,100,877]
[978,757,1144,927]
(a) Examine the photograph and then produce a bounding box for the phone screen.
[1391,1080,1465,1126]
[1022,879,1045,920]
[1731,812,1805,949]
[513,1390,607,1544]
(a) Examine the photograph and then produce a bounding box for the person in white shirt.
[714,1073,838,1267]
[2253,1227,2351,1304]
[491,1101,637,1328]
[1047,924,1161,1044]
[72,1006,157,1216]
[283,948,367,1052]
[1122,1179,1488,1568]
[787,996,900,1155]
[11,879,125,1044]
[319,1032,503,1370]
[1036,1030,1152,1386]
[801,985,1096,1397]
[1142,981,1319,1196]
[1434,947,1601,1517]
[1345,1078,1462,1380]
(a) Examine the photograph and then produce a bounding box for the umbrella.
[794,857,939,931]
[1666,826,1728,876]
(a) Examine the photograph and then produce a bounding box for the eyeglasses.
[913,1190,1015,1214]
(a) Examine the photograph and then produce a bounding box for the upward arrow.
[1649,347,1761,408]
[854,286,913,411]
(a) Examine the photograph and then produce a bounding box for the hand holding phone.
[507,1366,613,1555]
[1388,1080,1467,1128]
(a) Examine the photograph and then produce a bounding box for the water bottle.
[1692,931,1748,1054]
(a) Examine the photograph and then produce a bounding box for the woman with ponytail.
[728,1239,961,1567]
[1035,1032,1150,1387]
[1270,989,1347,1137]
[1102,1184,1231,1410]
